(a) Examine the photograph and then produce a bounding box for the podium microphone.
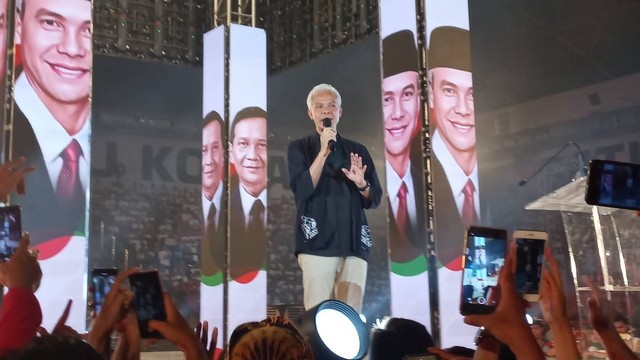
[322,118,335,152]
[518,141,588,186]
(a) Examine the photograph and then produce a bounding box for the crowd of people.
[3,158,640,360]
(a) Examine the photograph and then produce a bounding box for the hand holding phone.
[460,226,508,315]
[0,205,22,261]
[514,230,548,302]
[463,243,545,359]
[129,271,167,339]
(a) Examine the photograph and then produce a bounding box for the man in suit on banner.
[229,106,268,279]
[428,26,478,270]
[382,30,426,264]
[201,110,226,278]
[11,0,92,253]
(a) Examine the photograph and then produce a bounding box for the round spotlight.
[296,300,369,360]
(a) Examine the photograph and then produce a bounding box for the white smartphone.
[513,230,548,302]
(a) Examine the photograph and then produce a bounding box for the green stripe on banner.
[391,254,428,276]
[201,271,223,287]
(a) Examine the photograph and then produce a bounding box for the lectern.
[526,176,640,356]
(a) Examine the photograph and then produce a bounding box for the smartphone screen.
[129,271,166,338]
[460,226,507,315]
[0,206,22,261]
[91,268,117,315]
[514,234,546,299]
[586,159,640,211]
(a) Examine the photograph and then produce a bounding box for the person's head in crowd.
[202,110,224,201]
[382,30,420,176]
[369,317,435,360]
[444,346,475,358]
[226,317,315,360]
[0,335,103,360]
[230,106,267,197]
[530,319,549,340]
[306,83,342,134]
[428,26,475,174]
[16,0,92,134]
[613,315,632,334]
[0,0,8,77]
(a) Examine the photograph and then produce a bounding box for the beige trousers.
[297,254,368,313]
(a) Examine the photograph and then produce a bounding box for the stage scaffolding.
[93,0,208,65]
[257,0,379,74]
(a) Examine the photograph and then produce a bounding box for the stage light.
[296,300,369,360]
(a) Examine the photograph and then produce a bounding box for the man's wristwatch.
[357,181,370,192]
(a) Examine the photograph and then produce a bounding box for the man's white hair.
[306,83,342,110]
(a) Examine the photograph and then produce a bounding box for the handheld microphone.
[518,141,588,186]
[322,118,335,152]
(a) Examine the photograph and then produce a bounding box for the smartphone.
[585,159,640,211]
[0,205,22,261]
[91,268,118,315]
[513,230,548,302]
[129,271,167,338]
[460,226,507,315]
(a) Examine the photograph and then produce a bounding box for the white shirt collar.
[14,73,91,189]
[239,184,267,226]
[202,183,223,225]
[432,129,480,217]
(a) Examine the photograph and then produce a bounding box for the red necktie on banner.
[56,139,84,209]
[462,179,478,226]
[397,181,409,239]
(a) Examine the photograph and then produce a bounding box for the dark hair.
[230,106,267,142]
[444,346,475,357]
[203,110,225,142]
[227,317,314,360]
[0,335,103,360]
[614,315,630,325]
[369,318,435,360]
[204,110,223,128]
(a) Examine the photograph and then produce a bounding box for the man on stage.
[287,83,382,313]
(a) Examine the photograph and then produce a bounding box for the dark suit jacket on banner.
[229,175,267,280]
[432,152,465,271]
[12,107,85,247]
[389,139,427,263]
[201,188,227,278]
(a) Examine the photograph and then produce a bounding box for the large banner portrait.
[379,0,431,330]
[9,0,93,330]
[425,0,479,347]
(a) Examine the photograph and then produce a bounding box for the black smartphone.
[513,230,548,302]
[403,355,438,360]
[0,205,22,261]
[460,226,507,315]
[91,268,118,315]
[585,159,640,211]
[129,271,167,338]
